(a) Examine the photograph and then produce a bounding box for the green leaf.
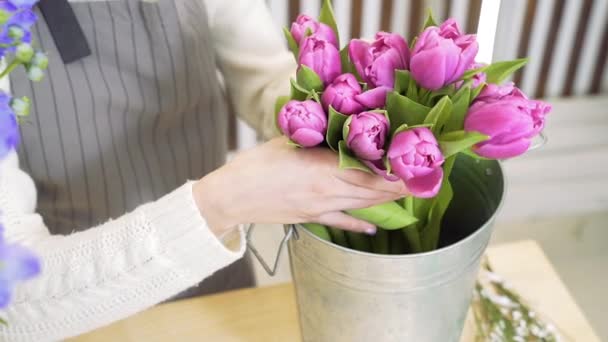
[406,74,419,102]
[307,89,321,102]
[422,8,437,29]
[394,69,411,94]
[326,106,349,151]
[340,45,357,77]
[392,123,409,137]
[290,78,309,101]
[338,140,373,173]
[444,86,471,132]
[402,225,422,253]
[282,27,299,60]
[439,130,489,158]
[371,228,390,254]
[386,91,431,134]
[303,223,332,241]
[274,95,290,132]
[286,139,302,148]
[423,96,453,135]
[346,201,418,230]
[428,84,456,103]
[461,65,489,79]
[319,0,340,47]
[297,65,324,93]
[484,58,528,84]
[328,227,349,247]
[421,176,453,251]
[470,83,486,103]
[346,232,372,252]
[420,156,456,251]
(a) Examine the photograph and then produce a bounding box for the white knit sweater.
[0,0,294,340]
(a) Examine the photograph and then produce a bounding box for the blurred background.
[232,0,607,339]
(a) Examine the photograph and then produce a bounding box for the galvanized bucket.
[248,154,505,342]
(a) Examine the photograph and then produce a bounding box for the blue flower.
[7,0,39,7]
[0,92,19,159]
[0,225,41,308]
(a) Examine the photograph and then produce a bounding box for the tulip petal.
[355,86,391,109]
[410,47,450,90]
[404,167,443,198]
[348,39,373,83]
[474,137,531,159]
[291,128,326,147]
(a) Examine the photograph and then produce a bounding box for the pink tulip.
[388,128,445,198]
[299,35,341,85]
[345,111,389,160]
[277,100,327,147]
[322,73,391,114]
[465,83,551,159]
[410,19,478,90]
[349,32,409,88]
[321,73,366,115]
[290,14,338,47]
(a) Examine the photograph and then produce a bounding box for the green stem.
[0,59,20,79]
[327,227,349,248]
[402,226,422,253]
[345,232,372,252]
[371,228,389,254]
[302,223,331,242]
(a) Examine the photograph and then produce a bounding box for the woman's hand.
[194,137,408,236]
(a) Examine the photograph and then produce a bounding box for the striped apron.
[11,0,254,298]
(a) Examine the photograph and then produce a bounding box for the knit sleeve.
[207,0,296,139]
[0,151,246,341]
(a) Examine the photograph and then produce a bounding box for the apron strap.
[38,0,91,64]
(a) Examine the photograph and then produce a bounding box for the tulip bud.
[345,111,389,161]
[298,35,341,85]
[410,19,478,90]
[349,32,409,88]
[388,128,445,198]
[277,100,327,147]
[464,83,551,159]
[290,14,338,47]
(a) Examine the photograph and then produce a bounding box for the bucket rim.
[293,159,506,259]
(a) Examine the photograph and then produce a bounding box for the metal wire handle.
[246,224,298,276]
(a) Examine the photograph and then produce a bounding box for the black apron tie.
[38,0,91,64]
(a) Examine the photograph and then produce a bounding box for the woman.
[0,0,406,340]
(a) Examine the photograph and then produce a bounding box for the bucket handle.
[246,224,298,276]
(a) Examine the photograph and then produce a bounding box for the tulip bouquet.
[0,0,45,316]
[276,0,551,254]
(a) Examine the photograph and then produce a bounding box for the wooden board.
[69,240,599,342]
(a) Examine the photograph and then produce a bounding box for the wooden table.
[70,240,600,342]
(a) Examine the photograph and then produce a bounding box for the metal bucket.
[248,154,504,342]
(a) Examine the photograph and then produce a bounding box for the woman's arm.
[207,0,296,139]
[0,137,406,341]
[0,151,245,341]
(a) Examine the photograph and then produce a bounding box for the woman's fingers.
[336,169,409,195]
[315,211,376,234]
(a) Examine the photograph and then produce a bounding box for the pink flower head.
[277,100,327,147]
[388,128,445,198]
[465,83,551,159]
[349,32,409,88]
[410,19,478,90]
[345,111,389,160]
